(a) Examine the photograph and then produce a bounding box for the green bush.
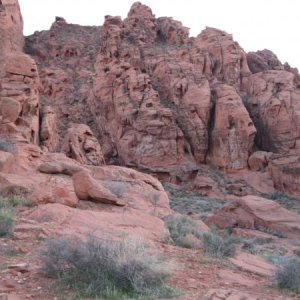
[275,257,300,293]
[0,209,14,237]
[40,235,175,298]
[201,230,235,259]
[165,215,202,249]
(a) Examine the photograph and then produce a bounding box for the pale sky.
[19,0,300,69]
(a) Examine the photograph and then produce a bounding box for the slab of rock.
[73,170,125,206]
[229,252,276,277]
[206,195,300,238]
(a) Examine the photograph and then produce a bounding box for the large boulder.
[206,195,300,238]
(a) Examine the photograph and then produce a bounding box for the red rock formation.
[0,0,24,66]
[247,49,283,73]
[268,153,300,196]
[61,124,104,166]
[245,70,300,153]
[40,106,58,151]
[193,27,251,88]
[0,54,40,144]
[207,84,256,169]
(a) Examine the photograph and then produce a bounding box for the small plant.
[0,138,13,153]
[40,235,175,298]
[275,257,300,293]
[0,194,34,209]
[165,215,202,249]
[0,209,14,237]
[201,230,235,259]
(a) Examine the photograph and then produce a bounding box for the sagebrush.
[201,230,236,259]
[40,235,175,298]
[275,257,300,293]
[0,209,14,237]
[165,215,202,249]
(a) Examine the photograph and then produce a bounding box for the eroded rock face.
[269,153,300,196]
[0,0,24,67]
[61,124,104,166]
[26,3,258,174]
[208,84,256,169]
[40,106,58,151]
[193,27,251,88]
[0,54,40,143]
[245,70,300,153]
[247,49,283,73]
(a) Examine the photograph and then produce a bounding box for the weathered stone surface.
[245,70,300,153]
[268,153,300,197]
[38,152,83,175]
[206,195,300,238]
[61,124,104,166]
[229,252,276,277]
[0,0,24,67]
[40,106,58,151]
[207,84,256,169]
[0,54,40,144]
[248,151,272,171]
[247,49,283,74]
[193,27,251,88]
[0,151,14,172]
[73,170,125,206]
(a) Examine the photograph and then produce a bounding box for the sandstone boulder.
[73,170,125,206]
[248,151,272,171]
[206,195,300,238]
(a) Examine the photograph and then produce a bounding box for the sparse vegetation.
[0,209,14,237]
[0,194,34,209]
[40,235,176,298]
[165,215,202,249]
[201,230,236,259]
[0,193,33,238]
[163,184,226,220]
[265,191,300,215]
[0,138,13,153]
[275,257,300,293]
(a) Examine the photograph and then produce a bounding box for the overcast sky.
[19,0,300,69]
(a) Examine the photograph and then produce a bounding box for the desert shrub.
[165,215,202,249]
[0,194,34,209]
[275,257,300,293]
[0,209,14,237]
[40,235,175,298]
[201,230,235,259]
[0,139,13,153]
